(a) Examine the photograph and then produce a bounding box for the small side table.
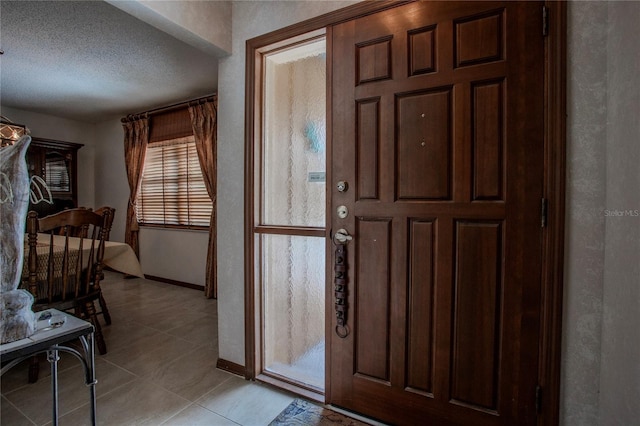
[1,309,97,426]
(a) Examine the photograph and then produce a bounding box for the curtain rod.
[121,93,217,123]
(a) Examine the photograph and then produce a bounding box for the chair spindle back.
[25,208,111,311]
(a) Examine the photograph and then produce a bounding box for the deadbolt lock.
[337,205,349,219]
[337,181,349,192]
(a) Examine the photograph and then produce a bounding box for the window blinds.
[136,136,212,228]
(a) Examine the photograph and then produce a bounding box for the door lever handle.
[333,228,353,244]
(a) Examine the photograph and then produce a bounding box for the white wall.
[93,119,130,242]
[138,227,208,285]
[562,2,640,425]
[562,2,607,422]
[599,2,639,423]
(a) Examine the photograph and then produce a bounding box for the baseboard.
[144,274,203,291]
[217,358,246,377]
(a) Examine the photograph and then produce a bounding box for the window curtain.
[122,117,149,258]
[189,98,217,299]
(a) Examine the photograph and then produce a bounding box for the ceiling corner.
[105,0,232,58]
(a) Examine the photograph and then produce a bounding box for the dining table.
[22,233,144,280]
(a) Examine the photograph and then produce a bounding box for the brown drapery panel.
[122,117,149,258]
[189,98,217,299]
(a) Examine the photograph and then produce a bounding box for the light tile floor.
[1,272,297,425]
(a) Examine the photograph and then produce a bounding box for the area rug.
[269,398,371,425]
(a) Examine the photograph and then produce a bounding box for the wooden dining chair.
[55,207,90,238]
[25,208,112,381]
[93,206,115,241]
[92,206,115,325]
[54,206,115,326]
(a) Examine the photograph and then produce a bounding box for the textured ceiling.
[0,1,221,123]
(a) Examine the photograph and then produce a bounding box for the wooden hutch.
[26,137,83,217]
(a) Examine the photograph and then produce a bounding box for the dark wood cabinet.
[26,137,83,217]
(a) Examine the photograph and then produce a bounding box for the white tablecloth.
[24,234,144,279]
[103,239,144,278]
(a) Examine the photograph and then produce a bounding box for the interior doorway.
[248,30,328,399]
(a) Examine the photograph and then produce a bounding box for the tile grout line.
[1,394,38,426]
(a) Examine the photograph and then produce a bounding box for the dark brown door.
[329,2,544,425]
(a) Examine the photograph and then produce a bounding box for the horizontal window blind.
[136,135,212,228]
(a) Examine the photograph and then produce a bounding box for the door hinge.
[541,198,548,228]
[535,384,543,413]
[542,6,549,36]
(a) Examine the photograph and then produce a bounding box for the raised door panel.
[355,217,392,382]
[472,80,505,200]
[451,221,503,411]
[406,219,436,395]
[356,98,380,200]
[396,88,452,200]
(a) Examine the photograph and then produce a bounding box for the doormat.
[269,398,371,426]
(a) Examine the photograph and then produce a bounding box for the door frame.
[243,1,566,424]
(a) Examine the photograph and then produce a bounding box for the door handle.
[333,228,352,245]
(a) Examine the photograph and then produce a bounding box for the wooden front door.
[329,1,545,425]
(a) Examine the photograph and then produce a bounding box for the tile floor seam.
[195,375,235,402]
[95,377,193,425]
[140,357,229,402]
[3,360,83,398]
[1,394,38,426]
[55,383,190,426]
[192,374,236,408]
[33,388,91,425]
[2,381,30,396]
[193,377,295,426]
[4,354,84,391]
[89,361,140,400]
[111,320,199,344]
[163,317,218,337]
[137,375,194,400]
[153,340,203,364]
[157,403,195,426]
[159,402,242,426]
[53,399,90,426]
[132,376,196,422]
[145,317,217,336]
[96,357,144,382]
[156,328,203,344]
[102,344,202,382]
[100,330,198,366]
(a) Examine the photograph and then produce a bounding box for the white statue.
[0,135,37,344]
